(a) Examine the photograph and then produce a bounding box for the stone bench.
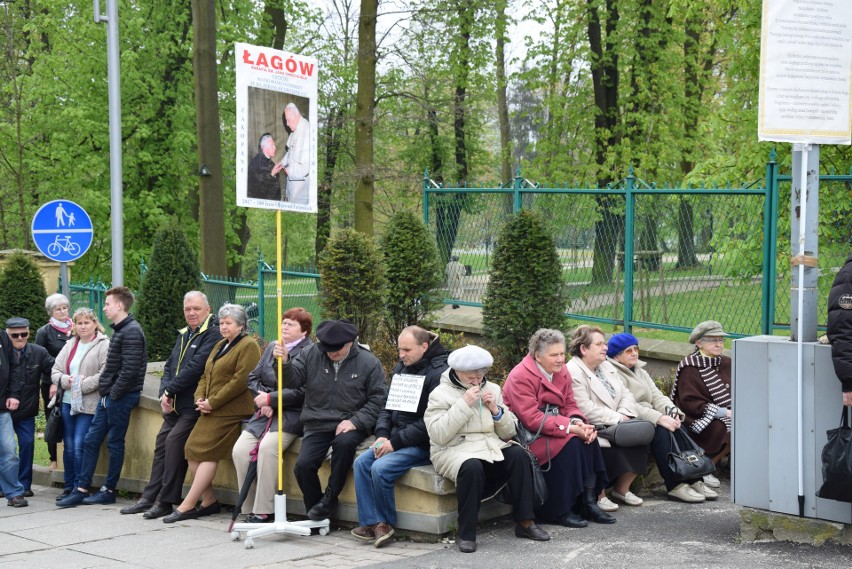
[47,363,509,534]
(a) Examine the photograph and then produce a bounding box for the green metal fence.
[424,160,787,338]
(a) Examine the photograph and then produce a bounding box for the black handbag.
[515,404,558,446]
[667,427,715,481]
[522,446,549,507]
[44,390,64,445]
[597,418,655,447]
[816,406,852,503]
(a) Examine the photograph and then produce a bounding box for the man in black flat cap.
[275,319,387,521]
[0,318,28,507]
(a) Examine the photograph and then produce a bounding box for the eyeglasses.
[9,331,29,339]
[703,338,725,345]
[622,346,639,355]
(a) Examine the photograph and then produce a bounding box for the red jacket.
[503,353,587,464]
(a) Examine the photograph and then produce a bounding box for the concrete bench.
[47,363,509,535]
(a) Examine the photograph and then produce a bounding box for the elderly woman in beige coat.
[567,325,649,513]
[607,333,716,503]
[425,345,549,553]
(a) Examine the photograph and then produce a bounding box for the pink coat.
[503,353,587,464]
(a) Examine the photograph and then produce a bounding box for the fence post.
[257,253,265,338]
[513,167,523,213]
[622,166,636,333]
[764,149,780,335]
[423,169,430,224]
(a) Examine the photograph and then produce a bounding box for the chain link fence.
[425,167,787,339]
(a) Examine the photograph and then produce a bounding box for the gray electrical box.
[733,335,851,523]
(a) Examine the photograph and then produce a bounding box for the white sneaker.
[690,481,719,500]
[668,483,705,503]
[611,490,643,506]
[703,474,721,488]
[597,496,619,512]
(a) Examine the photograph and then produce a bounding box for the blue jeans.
[353,445,430,527]
[77,392,140,490]
[61,404,95,491]
[12,417,35,491]
[0,413,23,498]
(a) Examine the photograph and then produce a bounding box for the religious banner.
[235,43,319,211]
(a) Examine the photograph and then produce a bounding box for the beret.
[607,333,639,357]
[315,319,358,352]
[447,345,493,371]
[5,317,30,329]
[689,320,728,344]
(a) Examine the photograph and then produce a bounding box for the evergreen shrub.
[317,228,385,342]
[137,224,203,361]
[482,210,567,370]
[0,252,48,328]
[380,211,443,332]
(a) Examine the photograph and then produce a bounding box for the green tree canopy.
[137,224,203,361]
[0,252,48,329]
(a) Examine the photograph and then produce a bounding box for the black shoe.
[245,513,274,524]
[143,502,173,519]
[514,522,550,541]
[307,488,337,521]
[582,488,616,524]
[458,539,477,553]
[556,511,588,528]
[7,495,28,508]
[55,489,72,502]
[195,501,221,517]
[23,489,34,497]
[120,498,154,515]
[162,508,199,523]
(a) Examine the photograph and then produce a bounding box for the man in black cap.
[6,317,53,498]
[0,319,28,507]
[275,319,387,521]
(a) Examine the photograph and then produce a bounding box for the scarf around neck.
[672,348,731,434]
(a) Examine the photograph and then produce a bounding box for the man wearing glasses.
[6,318,54,500]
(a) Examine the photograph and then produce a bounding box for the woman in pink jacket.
[503,328,613,528]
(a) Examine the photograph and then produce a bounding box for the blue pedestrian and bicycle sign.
[31,200,93,262]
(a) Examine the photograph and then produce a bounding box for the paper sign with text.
[758,0,852,144]
[385,374,427,413]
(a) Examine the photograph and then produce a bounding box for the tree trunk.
[495,0,511,186]
[316,104,345,259]
[587,0,621,284]
[675,198,698,268]
[192,0,227,276]
[353,0,377,235]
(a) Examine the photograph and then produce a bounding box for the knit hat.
[447,345,493,371]
[607,333,639,356]
[689,320,728,344]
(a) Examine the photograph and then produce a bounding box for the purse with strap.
[667,426,716,481]
[596,418,655,447]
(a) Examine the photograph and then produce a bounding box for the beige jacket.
[608,357,683,424]
[568,356,638,427]
[51,333,110,415]
[424,369,518,482]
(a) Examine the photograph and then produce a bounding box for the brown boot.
[373,522,395,548]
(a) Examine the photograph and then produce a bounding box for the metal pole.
[623,167,636,334]
[95,0,123,286]
[790,142,819,518]
[60,262,70,300]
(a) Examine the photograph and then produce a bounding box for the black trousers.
[455,444,534,541]
[294,429,366,510]
[140,411,198,505]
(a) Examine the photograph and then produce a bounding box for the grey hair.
[528,328,566,356]
[45,293,71,315]
[218,303,248,328]
[285,102,300,114]
[184,290,209,305]
[259,133,274,152]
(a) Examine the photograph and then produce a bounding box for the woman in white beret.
[424,345,550,553]
[670,320,731,489]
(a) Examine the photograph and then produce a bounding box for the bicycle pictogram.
[47,235,81,257]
